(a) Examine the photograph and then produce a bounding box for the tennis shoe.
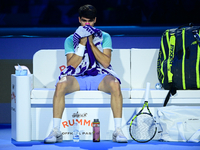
[112,127,128,143]
[44,128,63,144]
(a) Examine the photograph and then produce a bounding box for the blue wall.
[0,36,161,59]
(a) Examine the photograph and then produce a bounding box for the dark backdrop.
[0,0,200,27]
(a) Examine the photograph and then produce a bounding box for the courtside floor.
[1,124,200,150]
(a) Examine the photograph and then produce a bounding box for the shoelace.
[48,129,59,137]
[115,129,125,137]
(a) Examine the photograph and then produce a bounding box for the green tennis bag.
[157,24,200,106]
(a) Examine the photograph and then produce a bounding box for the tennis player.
[44,4,127,143]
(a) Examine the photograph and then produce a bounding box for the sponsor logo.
[157,51,163,80]
[169,44,174,65]
[62,119,93,128]
[188,118,199,120]
[72,111,87,118]
[62,131,93,135]
[62,111,93,137]
[59,65,66,72]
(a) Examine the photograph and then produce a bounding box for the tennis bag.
[157,24,200,106]
[157,106,200,142]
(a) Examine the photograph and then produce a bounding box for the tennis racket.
[129,82,157,143]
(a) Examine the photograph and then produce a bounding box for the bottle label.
[93,123,100,142]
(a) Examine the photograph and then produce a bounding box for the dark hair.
[78,5,97,19]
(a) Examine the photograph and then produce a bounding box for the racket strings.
[131,114,156,141]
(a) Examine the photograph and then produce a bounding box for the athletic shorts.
[75,74,107,90]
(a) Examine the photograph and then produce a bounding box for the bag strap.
[178,22,193,29]
[163,83,176,107]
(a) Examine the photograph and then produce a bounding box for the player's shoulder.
[65,34,73,41]
[102,31,111,38]
[64,34,74,48]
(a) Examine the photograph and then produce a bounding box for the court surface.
[1,124,200,150]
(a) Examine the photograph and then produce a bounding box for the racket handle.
[145,82,151,101]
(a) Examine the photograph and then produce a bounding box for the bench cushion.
[31,88,130,99]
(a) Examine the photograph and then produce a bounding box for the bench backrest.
[33,49,131,89]
[131,48,160,89]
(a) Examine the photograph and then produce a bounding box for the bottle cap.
[94,119,99,122]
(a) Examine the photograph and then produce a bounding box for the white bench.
[11,48,200,141]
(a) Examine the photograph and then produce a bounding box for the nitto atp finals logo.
[61,111,93,136]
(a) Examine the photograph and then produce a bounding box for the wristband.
[75,44,85,57]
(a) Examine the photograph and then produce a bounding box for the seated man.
[44,4,127,143]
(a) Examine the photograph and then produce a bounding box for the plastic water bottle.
[155,83,162,90]
[73,122,79,142]
[15,64,27,76]
[93,119,100,142]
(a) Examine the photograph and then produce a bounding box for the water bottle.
[73,122,79,142]
[155,83,162,90]
[15,64,27,76]
[93,119,100,142]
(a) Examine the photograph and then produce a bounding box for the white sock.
[114,118,122,130]
[53,118,61,130]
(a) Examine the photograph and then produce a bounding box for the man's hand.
[79,37,87,46]
[88,35,94,46]
[80,35,94,46]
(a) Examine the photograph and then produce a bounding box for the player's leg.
[98,75,122,118]
[53,76,80,119]
[44,76,80,144]
[98,75,127,143]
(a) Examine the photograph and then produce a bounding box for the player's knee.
[55,79,68,95]
[110,79,120,93]
[111,78,120,86]
[114,78,119,83]
[58,76,67,83]
[57,76,68,91]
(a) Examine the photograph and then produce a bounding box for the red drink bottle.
[93,119,100,142]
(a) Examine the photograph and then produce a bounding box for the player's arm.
[66,53,82,68]
[66,37,87,68]
[88,35,111,68]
